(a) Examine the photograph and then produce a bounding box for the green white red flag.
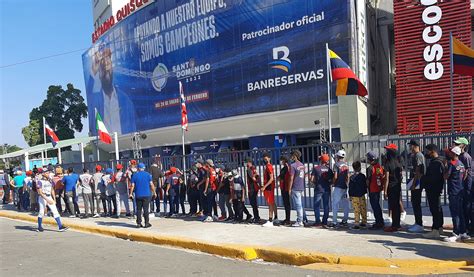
[95,111,112,144]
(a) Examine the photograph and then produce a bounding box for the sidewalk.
[1,203,473,275]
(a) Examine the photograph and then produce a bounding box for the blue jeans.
[314,190,330,224]
[369,192,384,225]
[291,190,304,223]
[332,187,349,224]
[449,193,466,235]
[206,190,217,217]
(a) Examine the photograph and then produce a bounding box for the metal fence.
[61,132,473,209]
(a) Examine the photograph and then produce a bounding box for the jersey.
[36,179,53,196]
[79,173,93,194]
[367,163,384,193]
[263,163,275,191]
[333,161,349,189]
[114,171,128,194]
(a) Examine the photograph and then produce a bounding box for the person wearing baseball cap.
[202,159,218,222]
[311,154,334,227]
[366,151,385,230]
[407,139,426,233]
[115,163,132,218]
[91,165,105,217]
[130,162,156,228]
[36,168,68,232]
[444,146,469,242]
[329,149,350,228]
[454,137,473,235]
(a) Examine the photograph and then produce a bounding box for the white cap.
[336,149,346,158]
[451,146,462,156]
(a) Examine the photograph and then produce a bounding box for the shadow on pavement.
[95,221,137,228]
[14,225,40,232]
[369,239,474,260]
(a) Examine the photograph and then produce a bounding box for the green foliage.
[22,84,88,148]
[0,144,22,169]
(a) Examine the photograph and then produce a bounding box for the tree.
[22,84,88,150]
[0,144,22,169]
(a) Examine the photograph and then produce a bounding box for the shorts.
[264,190,275,205]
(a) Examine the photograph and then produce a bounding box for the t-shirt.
[208,167,217,191]
[150,165,164,181]
[348,172,367,197]
[290,161,305,191]
[79,173,93,194]
[446,160,466,196]
[459,152,472,190]
[62,174,79,192]
[410,152,426,179]
[383,159,402,189]
[131,171,152,198]
[114,171,128,194]
[367,163,384,193]
[13,175,26,188]
[278,165,291,191]
[423,157,445,193]
[102,174,116,196]
[36,179,53,195]
[166,174,180,187]
[333,161,349,189]
[246,166,259,193]
[263,163,275,191]
[188,173,199,189]
[311,164,334,193]
[92,172,104,194]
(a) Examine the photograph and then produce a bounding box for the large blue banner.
[83,0,350,135]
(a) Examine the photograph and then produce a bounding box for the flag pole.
[449,32,454,133]
[325,43,333,143]
[42,117,48,161]
[114,132,119,161]
[94,108,100,161]
[181,127,187,187]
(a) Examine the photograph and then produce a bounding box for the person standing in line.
[330,150,350,228]
[229,169,246,222]
[422,144,446,239]
[150,157,164,216]
[10,170,25,211]
[187,165,200,216]
[383,144,403,233]
[36,169,68,232]
[407,139,426,233]
[454,137,473,236]
[178,176,186,215]
[311,154,333,228]
[79,168,94,218]
[203,159,217,222]
[115,164,131,218]
[366,151,385,230]
[1,169,10,204]
[444,146,469,242]
[348,161,367,230]
[288,150,306,227]
[164,167,180,217]
[278,156,292,226]
[103,168,118,218]
[52,167,65,215]
[195,159,207,217]
[217,165,228,221]
[245,158,261,223]
[130,163,156,228]
[91,165,104,217]
[125,160,139,217]
[62,168,80,217]
[261,153,278,227]
[24,170,34,213]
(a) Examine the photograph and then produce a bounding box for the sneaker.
[58,226,69,232]
[384,226,400,233]
[212,215,219,221]
[144,223,152,228]
[217,216,226,221]
[444,234,460,243]
[460,233,471,241]
[312,222,323,228]
[68,215,76,218]
[225,217,233,222]
[408,224,424,233]
[369,224,384,230]
[252,218,261,224]
[291,221,304,227]
[246,215,253,222]
[125,213,132,217]
[36,227,44,232]
[263,221,275,227]
[111,215,119,219]
[423,230,441,239]
[351,225,360,230]
[203,216,214,222]
[327,223,337,228]
[149,213,155,218]
[340,220,349,227]
[93,214,100,218]
[360,223,367,228]
[400,211,407,221]
[136,223,144,228]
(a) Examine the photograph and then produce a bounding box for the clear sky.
[0,0,93,148]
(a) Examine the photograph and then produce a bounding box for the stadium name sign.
[421,0,444,81]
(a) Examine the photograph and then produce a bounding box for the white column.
[41,151,45,166]
[58,148,62,164]
[24,152,30,171]
[114,132,119,161]
[80,143,85,163]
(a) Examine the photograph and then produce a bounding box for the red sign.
[394,0,473,134]
[92,0,152,43]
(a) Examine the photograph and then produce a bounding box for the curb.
[1,210,473,273]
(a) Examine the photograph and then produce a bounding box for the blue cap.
[366,151,377,161]
[105,168,113,174]
[138,163,146,169]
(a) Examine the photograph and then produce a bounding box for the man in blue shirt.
[131,163,156,228]
[62,168,80,217]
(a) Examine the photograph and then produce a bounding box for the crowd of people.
[0,137,472,243]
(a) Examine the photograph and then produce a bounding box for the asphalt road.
[0,218,398,277]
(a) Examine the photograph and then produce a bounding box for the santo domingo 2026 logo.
[269,46,291,72]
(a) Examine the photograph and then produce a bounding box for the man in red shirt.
[203,159,217,222]
[261,153,277,227]
[366,151,385,230]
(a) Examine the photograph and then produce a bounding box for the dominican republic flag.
[44,122,60,147]
[96,111,112,144]
[179,81,188,131]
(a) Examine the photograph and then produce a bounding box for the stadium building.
[83,0,473,159]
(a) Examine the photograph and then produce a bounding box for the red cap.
[37,168,43,173]
[26,170,33,176]
[170,167,177,173]
[116,164,123,170]
[384,143,398,150]
[95,165,102,171]
[130,160,137,165]
[320,154,330,163]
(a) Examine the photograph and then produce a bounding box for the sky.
[0,0,93,148]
